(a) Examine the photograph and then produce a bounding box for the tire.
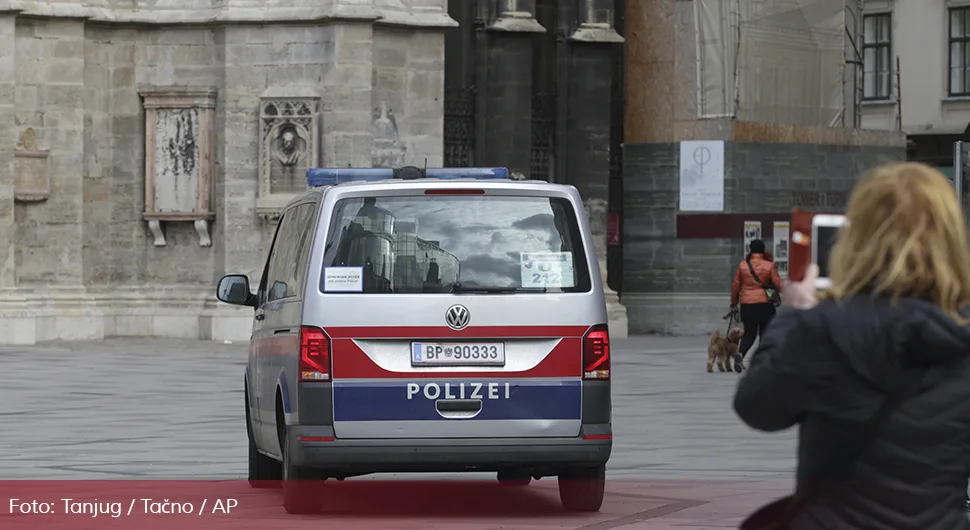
[247,394,281,488]
[281,429,322,514]
[558,465,606,512]
[497,469,532,487]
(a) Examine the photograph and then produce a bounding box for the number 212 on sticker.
[531,271,561,284]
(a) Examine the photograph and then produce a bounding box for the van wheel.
[247,398,281,487]
[281,429,322,514]
[497,469,531,486]
[558,465,606,512]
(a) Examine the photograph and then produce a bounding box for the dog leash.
[723,308,739,335]
[723,307,745,373]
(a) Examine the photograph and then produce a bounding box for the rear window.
[319,195,591,294]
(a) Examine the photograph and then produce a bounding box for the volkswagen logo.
[445,304,470,331]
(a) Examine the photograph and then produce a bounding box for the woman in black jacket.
[734,162,970,530]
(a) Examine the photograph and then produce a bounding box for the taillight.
[583,325,610,380]
[299,326,330,382]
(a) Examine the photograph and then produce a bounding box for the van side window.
[291,203,317,296]
[266,209,302,302]
[257,211,287,305]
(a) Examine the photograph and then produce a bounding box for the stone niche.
[138,86,218,246]
[256,87,321,220]
[13,127,50,203]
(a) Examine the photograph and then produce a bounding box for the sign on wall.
[772,221,790,279]
[679,140,724,212]
[607,213,620,246]
[138,86,218,247]
[790,191,847,209]
[743,220,761,257]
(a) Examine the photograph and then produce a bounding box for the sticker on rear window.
[323,266,364,292]
[520,252,574,288]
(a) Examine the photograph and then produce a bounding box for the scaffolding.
[843,0,864,128]
[696,0,860,128]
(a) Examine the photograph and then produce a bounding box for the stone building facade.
[0,0,453,344]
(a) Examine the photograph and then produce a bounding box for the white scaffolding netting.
[696,0,847,126]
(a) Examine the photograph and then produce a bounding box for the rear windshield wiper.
[450,283,547,294]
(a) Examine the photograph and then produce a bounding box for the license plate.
[410,342,505,367]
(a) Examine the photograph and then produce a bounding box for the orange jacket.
[731,253,783,305]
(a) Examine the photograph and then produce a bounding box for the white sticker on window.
[520,252,574,288]
[323,266,364,292]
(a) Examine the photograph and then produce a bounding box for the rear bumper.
[288,425,611,474]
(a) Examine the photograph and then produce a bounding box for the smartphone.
[811,214,847,290]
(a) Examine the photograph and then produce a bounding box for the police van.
[216,166,612,514]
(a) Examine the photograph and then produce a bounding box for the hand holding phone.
[784,263,819,309]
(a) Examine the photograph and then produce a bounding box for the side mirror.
[217,274,256,307]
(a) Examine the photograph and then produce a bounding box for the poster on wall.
[743,220,761,257]
[607,213,620,246]
[772,221,790,279]
[679,140,725,211]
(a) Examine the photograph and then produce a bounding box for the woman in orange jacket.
[730,239,782,369]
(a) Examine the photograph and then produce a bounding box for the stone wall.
[372,27,445,168]
[0,0,453,344]
[14,19,86,286]
[0,16,13,289]
[620,141,906,335]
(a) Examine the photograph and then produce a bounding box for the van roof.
[306,166,539,187]
[279,166,569,211]
[323,177,552,188]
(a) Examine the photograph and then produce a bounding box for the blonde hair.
[827,162,970,324]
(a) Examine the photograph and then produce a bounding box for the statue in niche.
[372,101,406,167]
[260,99,315,196]
[16,127,38,151]
[275,125,303,167]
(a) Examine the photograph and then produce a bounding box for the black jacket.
[734,296,970,530]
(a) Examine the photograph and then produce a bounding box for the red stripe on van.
[330,337,583,379]
[322,325,589,339]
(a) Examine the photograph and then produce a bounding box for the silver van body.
[217,168,612,514]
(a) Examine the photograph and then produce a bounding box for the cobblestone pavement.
[0,336,796,528]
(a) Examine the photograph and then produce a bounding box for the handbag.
[746,258,782,307]
[739,365,925,530]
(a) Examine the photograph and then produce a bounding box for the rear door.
[305,185,604,439]
[250,211,288,450]
[255,208,304,451]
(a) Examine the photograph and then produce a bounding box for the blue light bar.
[424,168,510,179]
[306,167,510,187]
[306,168,392,187]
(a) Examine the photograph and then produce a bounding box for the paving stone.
[0,336,796,527]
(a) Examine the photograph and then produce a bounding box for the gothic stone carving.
[257,91,320,220]
[14,127,50,203]
[139,86,218,247]
[372,101,406,167]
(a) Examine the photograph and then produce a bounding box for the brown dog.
[707,328,744,373]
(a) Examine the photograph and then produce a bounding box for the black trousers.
[738,302,776,357]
